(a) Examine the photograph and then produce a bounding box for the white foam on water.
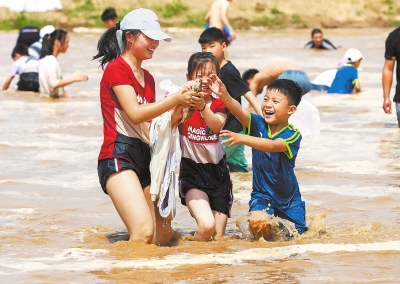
[1,241,400,274]
[301,184,399,198]
[0,208,35,214]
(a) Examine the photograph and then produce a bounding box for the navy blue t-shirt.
[327,65,359,94]
[385,27,400,103]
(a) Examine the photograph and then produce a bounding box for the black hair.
[101,7,118,21]
[187,52,220,80]
[93,27,140,70]
[40,29,68,59]
[266,79,303,106]
[11,44,29,58]
[198,27,225,45]
[311,28,322,37]
[242,68,259,82]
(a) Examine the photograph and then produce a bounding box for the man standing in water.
[205,0,236,45]
[382,27,400,127]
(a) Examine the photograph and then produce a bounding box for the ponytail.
[93,24,140,70]
[40,29,68,59]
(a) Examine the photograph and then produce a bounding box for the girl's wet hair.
[93,26,140,70]
[266,79,303,106]
[40,29,68,59]
[187,52,220,80]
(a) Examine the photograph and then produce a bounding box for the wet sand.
[0,28,400,283]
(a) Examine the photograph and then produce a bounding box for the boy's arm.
[207,74,249,126]
[221,130,287,153]
[354,80,361,93]
[2,76,14,90]
[243,91,261,114]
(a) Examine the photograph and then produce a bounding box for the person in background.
[39,29,88,98]
[29,25,56,60]
[327,48,362,94]
[205,0,236,45]
[304,28,337,50]
[101,7,118,29]
[382,27,400,127]
[199,27,261,172]
[2,44,39,92]
[16,25,40,47]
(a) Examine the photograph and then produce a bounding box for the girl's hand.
[190,91,206,110]
[75,73,89,82]
[220,130,243,148]
[206,74,228,99]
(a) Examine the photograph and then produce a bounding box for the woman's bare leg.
[106,170,154,243]
[212,210,228,240]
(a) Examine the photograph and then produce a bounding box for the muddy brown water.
[0,28,399,283]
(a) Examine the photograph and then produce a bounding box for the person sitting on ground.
[2,44,39,92]
[28,25,56,60]
[327,48,362,94]
[205,0,236,45]
[304,28,337,50]
[101,7,118,29]
[211,76,309,236]
[242,62,302,96]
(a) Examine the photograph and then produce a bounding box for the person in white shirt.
[2,44,39,92]
[39,29,88,98]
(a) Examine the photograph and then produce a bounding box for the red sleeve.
[211,97,227,114]
[104,58,133,88]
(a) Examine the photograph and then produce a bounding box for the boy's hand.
[171,105,185,127]
[220,130,244,148]
[206,74,228,99]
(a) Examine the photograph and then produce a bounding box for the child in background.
[39,29,88,98]
[199,27,261,172]
[94,8,193,245]
[2,44,39,92]
[328,48,363,94]
[209,76,308,235]
[101,7,118,29]
[178,52,232,241]
[29,25,56,60]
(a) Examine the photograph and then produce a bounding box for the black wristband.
[199,103,206,111]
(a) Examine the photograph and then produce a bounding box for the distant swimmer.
[242,62,310,96]
[205,0,236,45]
[101,7,118,29]
[2,44,39,92]
[304,28,337,50]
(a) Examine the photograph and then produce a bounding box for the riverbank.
[0,0,399,31]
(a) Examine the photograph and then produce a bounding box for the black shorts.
[179,180,233,217]
[98,158,151,195]
[18,72,39,92]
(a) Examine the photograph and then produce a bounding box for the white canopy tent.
[0,0,62,12]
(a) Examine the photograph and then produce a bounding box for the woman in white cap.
[93,8,193,245]
[327,48,363,94]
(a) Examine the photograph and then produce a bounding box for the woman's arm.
[53,74,88,89]
[113,85,193,124]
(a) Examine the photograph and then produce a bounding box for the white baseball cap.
[120,8,171,42]
[344,48,363,63]
[40,25,55,39]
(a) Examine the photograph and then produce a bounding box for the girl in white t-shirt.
[39,29,88,98]
[2,44,39,92]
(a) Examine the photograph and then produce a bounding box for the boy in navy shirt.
[209,76,308,235]
[328,48,363,94]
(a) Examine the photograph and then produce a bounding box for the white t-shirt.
[39,55,64,98]
[10,56,39,76]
